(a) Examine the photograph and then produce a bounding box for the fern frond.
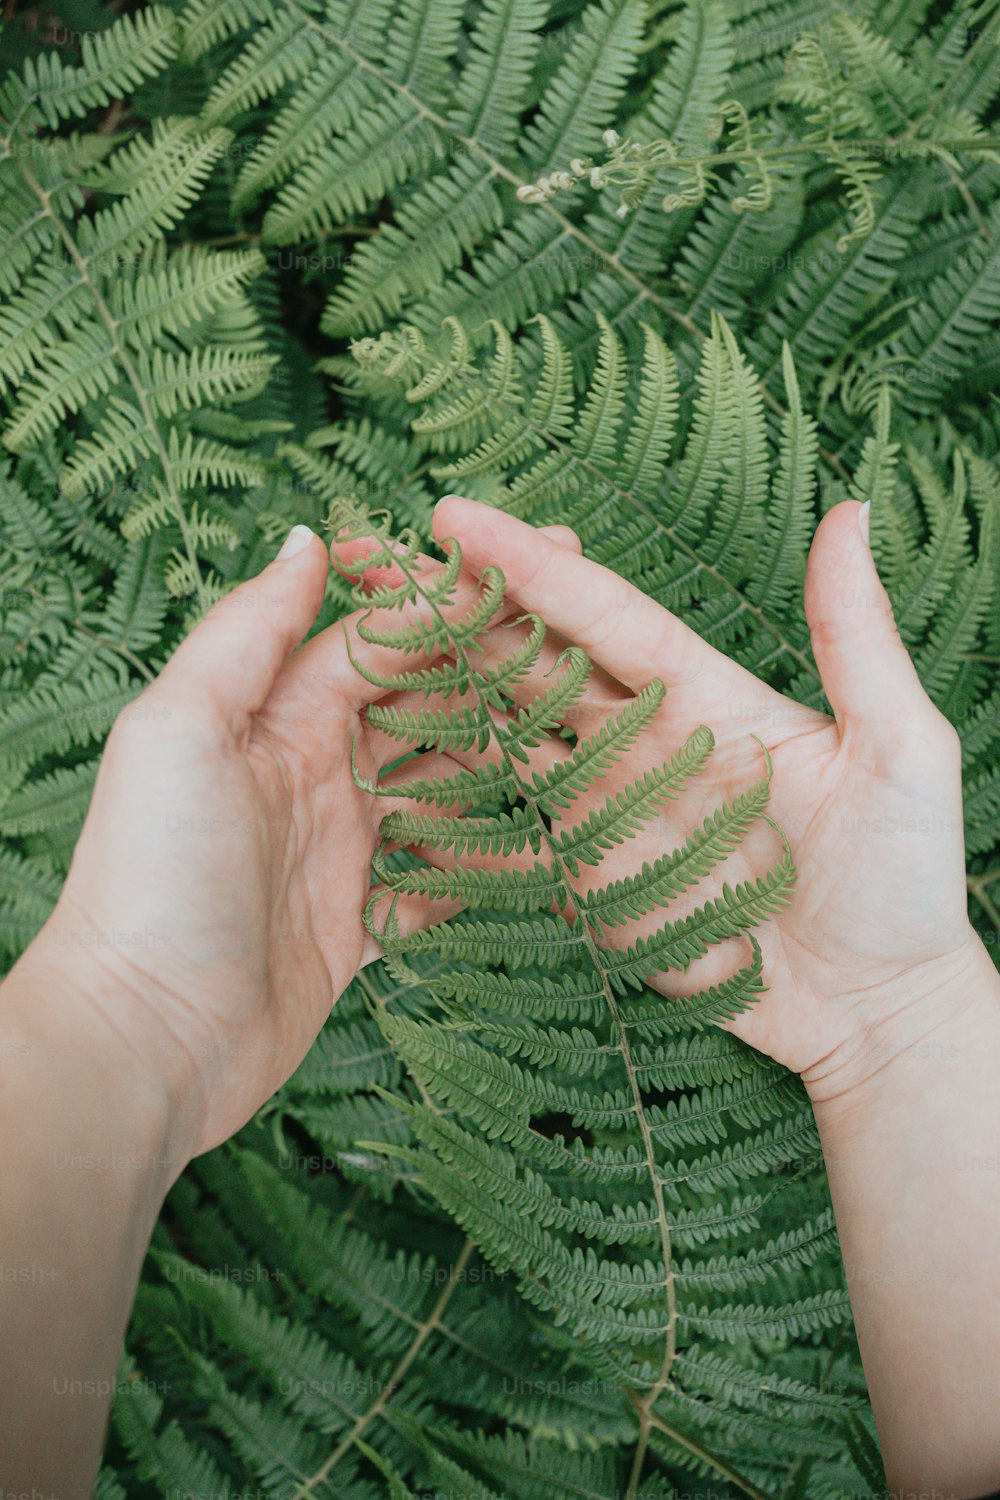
[18,9,180,127]
[329,505,806,1419]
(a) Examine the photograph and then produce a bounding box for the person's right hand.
[18,521,579,1168]
[411,495,989,1107]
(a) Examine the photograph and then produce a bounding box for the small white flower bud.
[590,167,605,188]
[516,184,537,201]
[615,202,630,218]
[570,158,585,175]
[603,128,620,149]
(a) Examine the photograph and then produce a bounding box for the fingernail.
[858,501,870,545]
[435,494,464,510]
[276,524,315,560]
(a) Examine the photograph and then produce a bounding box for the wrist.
[798,927,1000,1496]
[3,916,199,1191]
[0,929,185,1499]
[801,924,1000,1120]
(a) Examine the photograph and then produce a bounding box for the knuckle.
[109,689,159,739]
[889,705,960,771]
[511,542,555,597]
[807,614,856,652]
[583,587,630,650]
[926,707,961,759]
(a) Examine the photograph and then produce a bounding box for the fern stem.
[357,965,445,1116]
[293,1236,476,1497]
[609,137,1000,171]
[624,1408,652,1500]
[8,156,212,615]
[71,615,157,685]
[634,1396,774,1500]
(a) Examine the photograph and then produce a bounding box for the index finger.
[313,519,586,707]
[433,495,738,696]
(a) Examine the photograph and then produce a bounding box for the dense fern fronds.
[518,7,1000,251]
[2,0,1000,1493]
[346,313,996,724]
[0,13,275,614]
[109,1113,740,1498]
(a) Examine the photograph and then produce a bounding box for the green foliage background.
[1,0,999,1494]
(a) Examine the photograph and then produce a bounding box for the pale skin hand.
[384,495,975,1088]
[420,494,1000,1498]
[16,522,554,1163]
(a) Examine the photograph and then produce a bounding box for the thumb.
[156,525,328,729]
[537,523,582,553]
[804,500,931,759]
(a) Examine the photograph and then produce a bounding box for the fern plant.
[319,499,866,1483]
